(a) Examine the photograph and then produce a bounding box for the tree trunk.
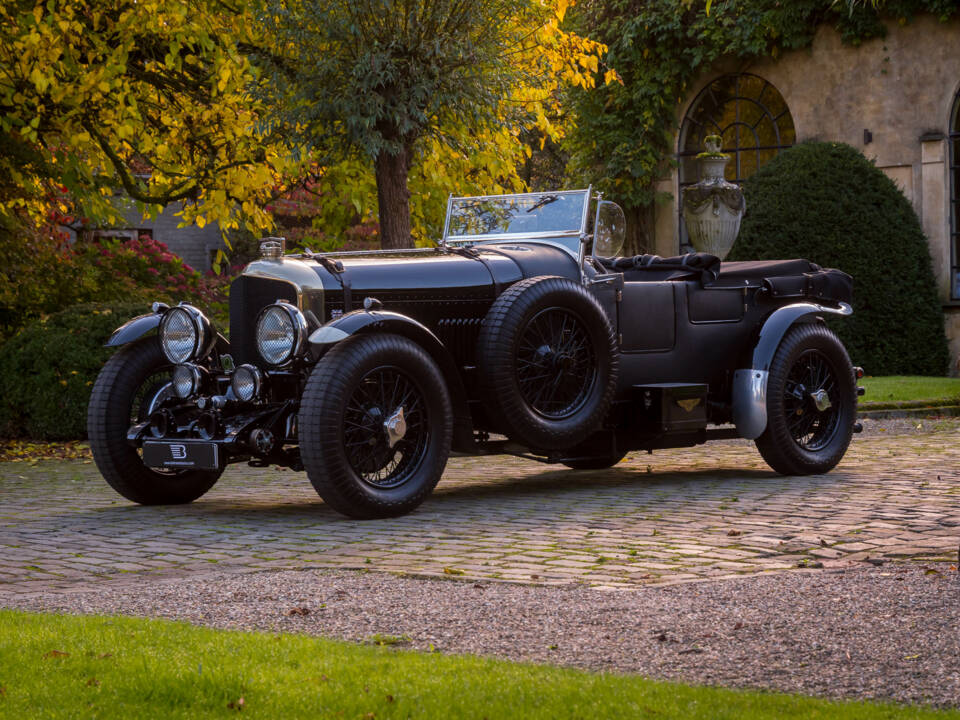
[622,203,652,257]
[374,145,413,249]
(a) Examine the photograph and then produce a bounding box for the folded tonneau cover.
[597,253,853,306]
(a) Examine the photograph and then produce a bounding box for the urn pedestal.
[681,144,746,260]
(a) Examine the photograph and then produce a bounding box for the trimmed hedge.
[0,302,151,440]
[728,142,949,376]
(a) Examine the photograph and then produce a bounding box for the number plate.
[142,440,220,471]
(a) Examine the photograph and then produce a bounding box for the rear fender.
[732,301,852,439]
[309,310,473,451]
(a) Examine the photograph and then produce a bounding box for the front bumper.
[129,401,301,470]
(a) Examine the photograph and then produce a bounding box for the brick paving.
[1,421,958,597]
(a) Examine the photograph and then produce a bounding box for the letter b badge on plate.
[142,441,219,470]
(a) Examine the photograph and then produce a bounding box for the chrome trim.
[447,188,590,203]
[255,303,308,367]
[447,229,582,242]
[384,406,407,449]
[441,193,454,246]
[732,369,768,439]
[576,185,595,284]
[259,236,285,258]
[810,388,832,412]
[243,256,328,312]
[159,304,214,364]
[172,363,202,399]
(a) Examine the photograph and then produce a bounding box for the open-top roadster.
[89,188,861,518]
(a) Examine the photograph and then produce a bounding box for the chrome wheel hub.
[809,388,832,413]
[383,406,407,449]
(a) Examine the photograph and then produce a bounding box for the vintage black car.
[88,188,861,518]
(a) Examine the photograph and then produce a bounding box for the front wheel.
[87,339,222,504]
[755,323,856,475]
[299,333,452,519]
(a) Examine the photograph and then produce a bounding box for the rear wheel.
[755,324,856,475]
[299,333,452,519]
[87,339,222,504]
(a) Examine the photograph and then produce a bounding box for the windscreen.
[445,191,588,241]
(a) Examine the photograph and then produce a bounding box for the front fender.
[105,313,161,347]
[308,310,473,451]
[732,301,852,439]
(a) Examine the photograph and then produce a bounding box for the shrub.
[728,141,949,376]
[0,302,152,440]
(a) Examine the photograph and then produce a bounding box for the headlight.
[159,305,212,364]
[255,303,307,366]
[231,364,263,402]
[172,364,202,399]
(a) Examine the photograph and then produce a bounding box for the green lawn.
[0,610,956,719]
[859,376,960,409]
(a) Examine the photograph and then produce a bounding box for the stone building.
[83,199,225,273]
[651,14,960,374]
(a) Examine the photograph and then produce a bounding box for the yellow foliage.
[0,0,298,233]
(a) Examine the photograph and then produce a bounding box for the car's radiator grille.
[435,317,483,368]
[229,276,298,366]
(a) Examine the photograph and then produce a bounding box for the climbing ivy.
[565,0,959,232]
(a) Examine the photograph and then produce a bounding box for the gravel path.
[7,563,960,708]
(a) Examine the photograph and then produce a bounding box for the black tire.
[299,333,452,519]
[562,452,628,470]
[755,323,856,475]
[87,339,222,504]
[476,276,618,451]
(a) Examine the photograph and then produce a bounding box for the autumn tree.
[255,0,610,249]
[0,0,295,239]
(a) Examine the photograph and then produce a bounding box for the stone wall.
[654,14,960,374]
[115,200,225,272]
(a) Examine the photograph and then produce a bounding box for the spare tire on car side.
[476,275,618,451]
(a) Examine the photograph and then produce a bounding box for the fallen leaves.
[0,440,92,462]
[286,607,310,617]
[43,650,69,659]
[85,678,100,687]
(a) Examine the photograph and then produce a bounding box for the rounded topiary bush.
[0,302,151,440]
[728,141,949,376]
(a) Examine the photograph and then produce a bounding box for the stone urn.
[681,136,746,260]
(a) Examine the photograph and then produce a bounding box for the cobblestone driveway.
[1,421,958,596]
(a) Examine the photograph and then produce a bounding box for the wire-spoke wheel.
[477,276,617,451]
[88,338,222,504]
[342,366,430,490]
[755,323,856,475]
[517,307,596,419]
[300,333,452,519]
[782,349,841,452]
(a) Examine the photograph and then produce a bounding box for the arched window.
[679,73,796,187]
[677,74,795,249]
[951,88,960,299]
